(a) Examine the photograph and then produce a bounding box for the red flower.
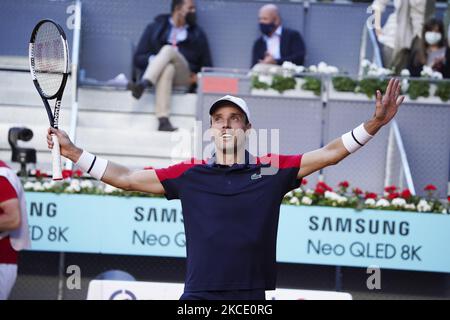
[62,170,73,179]
[338,181,349,188]
[316,182,332,192]
[35,169,42,178]
[447,196,450,203]
[365,192,378,200]
[384,185,397,193]
[401,189,412,200]
[353,188,363,195]
[74,170,83,178]
[424,184,437,191]
[301,178,308,186]
[387,192,399,200]
[315,186,326,195]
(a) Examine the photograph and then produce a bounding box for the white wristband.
[341,123,373,153]
[75,150,108,180]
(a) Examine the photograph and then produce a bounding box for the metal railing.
[65,0,82,170]
[384,119,416,195]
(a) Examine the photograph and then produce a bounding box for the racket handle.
[51,134,63,180]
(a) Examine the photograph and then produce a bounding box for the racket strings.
[33,22,66,97]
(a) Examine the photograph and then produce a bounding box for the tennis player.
[47,78,404,300]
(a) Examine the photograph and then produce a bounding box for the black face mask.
[185,12,197,26]
[259,22,276,36]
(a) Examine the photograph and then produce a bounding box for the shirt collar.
[263,25,282,40]
[169,17,188,30]
[207,150,256,168]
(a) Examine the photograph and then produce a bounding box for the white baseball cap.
[209,95,251,123]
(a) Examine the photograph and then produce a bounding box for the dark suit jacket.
[134,14,212,73]
[252,27,306,67]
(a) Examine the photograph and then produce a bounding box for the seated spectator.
[129,0,212,131]
[251,4,305,72]
[408,18,450,78]
[372,0,435,72]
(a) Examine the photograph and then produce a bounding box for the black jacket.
[252,27,305,67]
[134,14,212,73]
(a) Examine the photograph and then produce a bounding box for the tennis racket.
[29,20,69,180]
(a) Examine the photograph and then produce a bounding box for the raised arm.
[46,128,165,194]
[298,78,404,179]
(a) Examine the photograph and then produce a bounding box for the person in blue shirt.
[46,79,404,300]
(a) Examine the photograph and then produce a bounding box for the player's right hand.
[47,127,81,161]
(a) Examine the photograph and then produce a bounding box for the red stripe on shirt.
[155,158,205,182]
[257,154,302,169]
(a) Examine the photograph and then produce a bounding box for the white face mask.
[425,31,442,45]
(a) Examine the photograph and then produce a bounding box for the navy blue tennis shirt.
[155,151,303,292]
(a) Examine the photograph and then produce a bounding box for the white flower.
[289,197,300,205]
[81,180,94,189]
[400,69,411,77]
[417,199,431,212]
[365,198,376,206]
[282,61,296,71]
[308,65,317,73]
[301,196,313,205]
[442,209,448,214]
[432,71,443,79]
[379,68,393,76]
[401,78,409,93]
[24,181,35,190]
[42,182,53,190]
[70,179,80,186]
[104,184,118,194]
[376,198,390,207]
[33,182,44,192]
[404,203,416,211]
[317,62,328,73]
[337,196,348,204]
[285,191,294,198]
[306,189,314,195]
[391,198,406,208]
[325,191,340,200]
[361,59,371,68]
[367,69,379,77]
[295,66,305,74]
[269,66,280,75]
[421,66,434,77]
[370,63,379,71]
[258,75,273,85]
[326,66,339,74]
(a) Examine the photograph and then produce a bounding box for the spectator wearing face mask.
[251,3,305,72]
[408,18,450,78]
[372,0,435,72]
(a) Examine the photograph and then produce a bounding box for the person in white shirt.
[251,4,305,73]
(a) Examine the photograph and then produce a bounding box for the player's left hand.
[373,78,405,126]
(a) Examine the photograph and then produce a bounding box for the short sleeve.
[0,177,17,202]
[154,160,198,200]
[259,154,302,196]
[278,154,303,194]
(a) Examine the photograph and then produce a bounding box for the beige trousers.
[142,45,191,118]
